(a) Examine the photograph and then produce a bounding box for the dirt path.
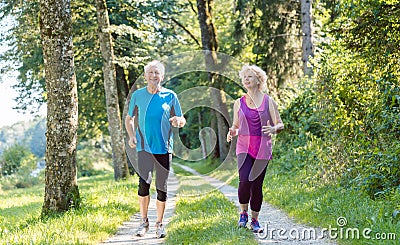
[99,171,178,245]
[173,162,337,245]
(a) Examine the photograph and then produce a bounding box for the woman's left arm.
[262,98,284,136]
[269,98,284,133]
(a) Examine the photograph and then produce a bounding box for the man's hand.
[128,136,137,148]
[169,116,186,128]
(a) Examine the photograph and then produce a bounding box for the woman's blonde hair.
[238,65,268,91]
[144,60,165,76]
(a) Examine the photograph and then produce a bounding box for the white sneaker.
[155,222,166,238]
[136,218,149,237]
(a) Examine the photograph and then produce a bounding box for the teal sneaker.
[250,218,263,233]
[238,211,248,228]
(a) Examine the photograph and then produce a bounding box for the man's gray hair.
[144,60,165,76]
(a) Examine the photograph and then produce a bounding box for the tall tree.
[95,0,129,180]
[300,0,315,76]
[39,0,80,215]
[0,0,188,142]
[233,0,303,98]
[196,0,230,160]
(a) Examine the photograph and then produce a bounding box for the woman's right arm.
[227,99,240,142]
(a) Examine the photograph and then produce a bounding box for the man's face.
[145,66,164,87]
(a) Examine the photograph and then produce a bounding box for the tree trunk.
[210,87,229,159]
[116,64,129,119]
[210,113,220,159]
[198,111,207,158]
[196,0,230,161]
[300,0,315,76]
[39,0,80,216]
[95,0,129,180]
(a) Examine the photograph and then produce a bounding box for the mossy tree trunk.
[300,0,315,76]
[95,0,129,180]
[39,0,80,216]
[196,0,230,161]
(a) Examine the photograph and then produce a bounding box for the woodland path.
[98,171,178,245]
[174,162,337,245]
[100,163,337,244]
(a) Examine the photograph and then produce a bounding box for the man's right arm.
[125,115,137,148]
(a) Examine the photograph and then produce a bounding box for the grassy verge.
[0,173,138,244]
[166,163,257,245]
[263,164,400,245]
[176,157,400,244]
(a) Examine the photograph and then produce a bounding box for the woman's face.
[241,69,259,90]
[145,66,164,87]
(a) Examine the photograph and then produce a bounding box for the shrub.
[76,143,113,177]
[0,144,36,176]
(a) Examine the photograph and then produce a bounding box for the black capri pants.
[137,151,171,202]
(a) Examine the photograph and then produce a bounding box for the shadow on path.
[173,162,337,245]
[99,171,178,245]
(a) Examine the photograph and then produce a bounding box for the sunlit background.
[0,16,46,128]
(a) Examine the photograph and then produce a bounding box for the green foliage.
[76,143,113,177]
[233,0,303,94]
[262,163,400,245]
[0,120,46,189]
[336,0,400,68]
[0,0,191,140]
[0,143,41,190]
[0,118,46,158]
[1,171,43,190]
[0,144,36,176]
[279,80,323,139]
[269,0,400,200]
[313,0,400,195]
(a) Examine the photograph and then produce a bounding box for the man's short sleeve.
[128,93,136,117]
[172,93,182,117]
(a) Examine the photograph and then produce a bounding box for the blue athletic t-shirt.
[128,87,182,154]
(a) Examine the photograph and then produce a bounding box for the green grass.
[166,163,257,245]
[174,156,239,188]
[175,158,400,244]
[0,173,139,244]
[4,155,397,244]
[262,165,400,245]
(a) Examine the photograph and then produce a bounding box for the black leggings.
[237,153,268,212]
[137,151,171,202]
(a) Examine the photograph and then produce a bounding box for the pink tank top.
[236,94,273,160]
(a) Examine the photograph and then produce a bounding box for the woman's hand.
[227,128,238,142]
[262,120,276,136]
